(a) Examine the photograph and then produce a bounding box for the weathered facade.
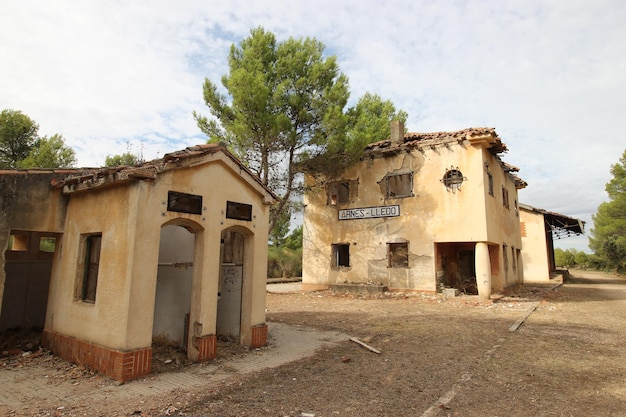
[1,144,275,381]
[302,121,527,298]
[520,204,585,282]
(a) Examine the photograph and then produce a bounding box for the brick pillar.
[251,323,268,348]
[195,334,217,361]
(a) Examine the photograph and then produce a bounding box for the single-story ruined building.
[0,143,275,381]
[302,121,527,299]
[519,203,585,282]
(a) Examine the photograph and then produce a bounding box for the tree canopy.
[0,109,40,168]
[194,27,407,232]
[589,149,626,272]
[0,109,76,169]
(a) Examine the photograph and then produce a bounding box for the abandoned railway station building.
[0,143,275,381]
[302,121,583,298]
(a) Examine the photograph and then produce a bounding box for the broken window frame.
[327,180,357,205]
[331,243,350,268]
[441,167,465,192]
[388,242,409,268]
[384,172,413,199]
[78,233,102,304]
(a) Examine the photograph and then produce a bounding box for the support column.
[475,242,492,300]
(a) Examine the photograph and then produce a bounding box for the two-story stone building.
[302,121,527,299]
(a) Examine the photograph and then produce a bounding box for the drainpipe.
[475,242,491,300]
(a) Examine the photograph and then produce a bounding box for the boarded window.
[388,242,409,268]
[168,191,203,215]
[226,201,253,221]
[81,234,102,303]
[328,181,351,205]
[385,173,413,198]
[331,243,350,268]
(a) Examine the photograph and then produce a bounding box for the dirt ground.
[1,269,625,417]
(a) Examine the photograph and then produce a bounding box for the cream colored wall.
[46,157,271,352]
[520,208,550,282]
[303,140,523,292]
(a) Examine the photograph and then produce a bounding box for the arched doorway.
[216,228,247,341]
[152,224,196,350]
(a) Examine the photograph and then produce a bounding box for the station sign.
[338,205,400,220]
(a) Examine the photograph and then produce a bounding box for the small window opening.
[502,186,510,209]
[167,191,203,215]
[8,233,28,251]
[502,244,509,271]
[385,173,413,198]
[39,237,57,253]
[441,167,466,192]
[487,172,494,196]
[328,181,351,205]
[388,242,409,268]
[331,243,350,268]
[511,246,516,272]
[80,234,102,303]
[226,201,253,221]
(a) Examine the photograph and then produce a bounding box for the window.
[384,173,413,198]
[514,199,519,216]
[502,244,508,271]
[388,242,409,268]
[441,167,465,192]
[487,172,494,196]
[80,234,102,303]
[39,237,56,253]
[331,243,350,268]
[167,191,203,215]
[511,246,516,272]
[328,181,351,205]
[502,186,510,209]
[8,232,28,251]
[226,201,253,221]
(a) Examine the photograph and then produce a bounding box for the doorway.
[216,229,245,340]
[152,225,195,350]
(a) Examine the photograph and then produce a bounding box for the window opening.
[502,186,510,209]
[39,237,57,253]
[81,234,102,303]
[328,181,351,205]
[167,191,203,215]
[331,243,350,268]
[388,242,409,268]
[385,173,413,198]
[502,244,508,271]
[511,246,516,272]
[487,172,494,196]
[226,201,253,221]
[8,233,28,251]
[441,167,466,192]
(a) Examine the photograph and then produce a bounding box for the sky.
[2,0,625,252]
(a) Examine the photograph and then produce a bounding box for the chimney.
[390,120,404,143]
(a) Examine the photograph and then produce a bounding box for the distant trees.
[0,109,76,169]
[589,149,626,272]
[104,152,142,167]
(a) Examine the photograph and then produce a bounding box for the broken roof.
[519,203,585,238]
[365,127,527,189]
[0,144,277,204]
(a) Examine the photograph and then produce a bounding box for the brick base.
[251,323,268,348]
[195,334,217,361]
[42,330,151,382]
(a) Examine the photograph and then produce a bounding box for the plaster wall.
[0,173,68,325]
[45,156,271,354]
[520,208,550,282]
[303,141,523,292]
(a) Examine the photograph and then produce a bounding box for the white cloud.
[2,0,625,250]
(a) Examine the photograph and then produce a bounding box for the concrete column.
[475,242,491,300]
